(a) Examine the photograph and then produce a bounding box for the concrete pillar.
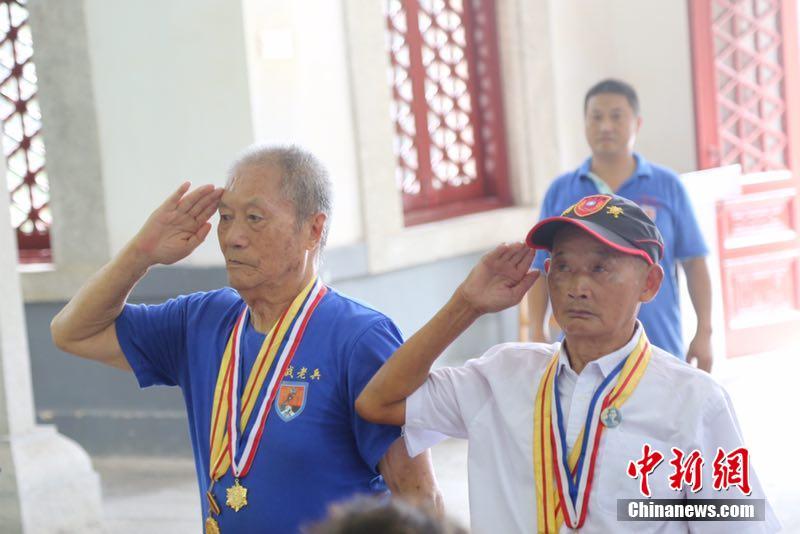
[21,0,112,303]
[1,0,105,523]
[1,164,103,532]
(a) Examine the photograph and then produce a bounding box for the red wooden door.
[690,0,800,357]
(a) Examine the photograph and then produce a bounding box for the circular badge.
[600,406,622,428]
[573,194,612,217]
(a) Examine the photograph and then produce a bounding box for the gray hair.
[227,144,333,251]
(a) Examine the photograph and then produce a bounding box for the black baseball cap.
[526,194,664,265]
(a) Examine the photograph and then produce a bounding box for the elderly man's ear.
[640,263,664,303]
[306,212,327,251]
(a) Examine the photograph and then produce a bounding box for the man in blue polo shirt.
[527,79,713,370]
[51,145,441,532]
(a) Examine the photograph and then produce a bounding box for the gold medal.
[226,478,248,512]
[205,516,221,534]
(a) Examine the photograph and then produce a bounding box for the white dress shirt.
[404,326,780,533]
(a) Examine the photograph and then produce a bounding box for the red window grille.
[689,0,800,359]
[689,0,800,174]
[386,0,510,226]
[1,0,50,263]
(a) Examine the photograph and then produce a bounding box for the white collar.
[557,321,643,377]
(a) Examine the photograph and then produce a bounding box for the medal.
[205,278,327,513]
[226,478,248,512]
[600,406,621,428]
[533,328,652,532]
[204,481,221,531]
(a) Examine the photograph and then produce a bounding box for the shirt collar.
[557,321,643,378]
[578,153,653,183]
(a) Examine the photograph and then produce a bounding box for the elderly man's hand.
[133,182,224,266]
[687,331,713,373]
[458,242,540,315]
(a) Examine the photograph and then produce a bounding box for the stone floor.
[95,438,471,534]
[95,349,797,533]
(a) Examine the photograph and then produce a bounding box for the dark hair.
[584,78,640,115]
[304,497,466,534]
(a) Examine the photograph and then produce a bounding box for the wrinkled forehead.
[220,165,294,213]
[225,161,283,190]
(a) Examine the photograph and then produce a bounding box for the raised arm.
[50,182,223,370]
[355,243,540,426]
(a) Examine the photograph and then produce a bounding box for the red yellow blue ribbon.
[208,277,326,482]
[533,329,651,532]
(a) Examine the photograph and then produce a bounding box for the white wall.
[240,0,363,248]
[67,0,699,271]
[83,0,255,267]
[549,0,697,174]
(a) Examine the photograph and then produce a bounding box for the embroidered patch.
[573,194,612,217]
[275,381,307,422]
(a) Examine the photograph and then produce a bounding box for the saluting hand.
[132,182,224,266]
[458,242,541,315]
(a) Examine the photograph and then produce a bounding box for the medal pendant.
[226,478,248,512]
[205,516,221,534]
[600,406,621,428]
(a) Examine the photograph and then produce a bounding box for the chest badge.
[600,406,622,428]
[275,381,308,422]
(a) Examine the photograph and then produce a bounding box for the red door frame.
[689,0,800,357]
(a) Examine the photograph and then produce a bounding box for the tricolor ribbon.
[533,329,651,532]
[207,277,327,482]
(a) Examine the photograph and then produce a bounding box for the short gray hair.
[227,144,333,250]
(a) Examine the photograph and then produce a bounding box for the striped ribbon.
[533,330,651,532]
[207,278,326,482]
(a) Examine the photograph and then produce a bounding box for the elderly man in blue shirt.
[527,79,713,371]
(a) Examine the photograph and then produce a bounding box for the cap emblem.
[573,194,612,217]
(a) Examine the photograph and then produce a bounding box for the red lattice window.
[690,0,800,174]
[1,0,50,263]
[386,0,510,226]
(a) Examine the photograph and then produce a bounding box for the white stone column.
[22,0,112,303]
[0,140,102,534]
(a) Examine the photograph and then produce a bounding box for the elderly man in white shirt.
[356,194,779,533]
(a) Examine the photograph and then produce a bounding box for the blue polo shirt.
[115,287,403,533]
[532,154,708,357]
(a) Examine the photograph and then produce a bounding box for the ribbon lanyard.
[227,279,325,478]
[553,356,627,505]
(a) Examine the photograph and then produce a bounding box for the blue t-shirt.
[115,287,403,533]
[532,154,708,357]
